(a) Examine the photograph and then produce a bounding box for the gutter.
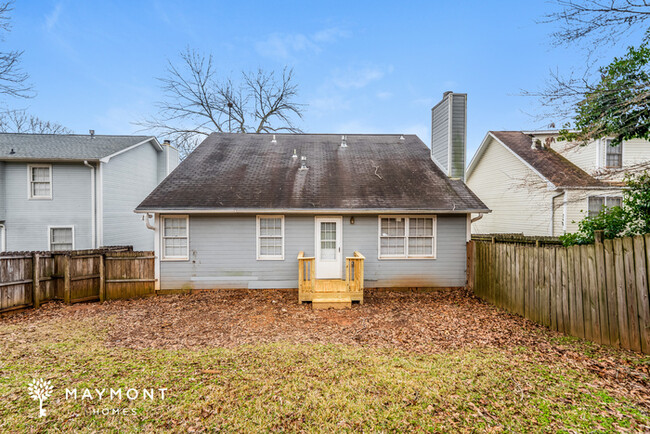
[134,208,493,215]
[83,161,96,248]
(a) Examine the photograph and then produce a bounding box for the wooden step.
[312,299,352,310]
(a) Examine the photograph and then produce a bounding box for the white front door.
[315,217,342,279]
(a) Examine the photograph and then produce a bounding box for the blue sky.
[6,1,641,158]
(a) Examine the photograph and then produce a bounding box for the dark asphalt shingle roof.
[0,133,156,160]
[137,133,488,212]
[490,131,606,188]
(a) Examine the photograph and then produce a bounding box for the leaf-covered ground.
[0,288,648,432]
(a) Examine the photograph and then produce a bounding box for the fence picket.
[469,236,650,355]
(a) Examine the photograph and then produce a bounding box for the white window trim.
[160,215,190,261]
[256,215,285,261]
[378,215,437,260]
[28,164,53,200]
[588,195,622,217]
[48,225,75,251]
[603,139,624,169]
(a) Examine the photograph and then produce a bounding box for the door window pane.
[320,222,336,260]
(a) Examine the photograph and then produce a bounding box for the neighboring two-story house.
[466,131,649,237]
[0,133,178,252]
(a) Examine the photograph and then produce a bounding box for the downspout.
[550,190,564,236]
[0,223,5,252]
[97,162,104,247]
[83,161,96,248]
[563,190,568,234]
[143,213,156,230]
[471,213,484,223]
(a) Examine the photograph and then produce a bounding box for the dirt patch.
[3,288,649,407]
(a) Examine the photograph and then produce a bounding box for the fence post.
[99,254,106,302]
[32,253,40,309]
[594,230,604,244]
[63,254,71,305]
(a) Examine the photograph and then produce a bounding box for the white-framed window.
[28,164,52,199]
[48,226,74,251]
[604,139,623,168]
[161,215,189,260]
[588,196,622,218]
[256,215,284,260]
[379,216,436,259]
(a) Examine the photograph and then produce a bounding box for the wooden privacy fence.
[0,248,155,314]
[468,235,650,354]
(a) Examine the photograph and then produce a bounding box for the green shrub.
[560,171,650,246]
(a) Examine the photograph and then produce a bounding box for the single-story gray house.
[135,92,488,305]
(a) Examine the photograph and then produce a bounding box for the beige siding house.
[465,131,648,237]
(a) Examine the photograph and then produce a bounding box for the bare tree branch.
[0,1,32,101]
[0,109,72,134]
[138,47,305,158]
[541,0,650,49]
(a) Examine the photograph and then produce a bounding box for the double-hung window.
[162,216,189,260]
[28,164,52,199]
[257,216,284,260]
[379,216,436,259]
[588,196,622,218]
[604,139,622,168]
[49,226,74,251]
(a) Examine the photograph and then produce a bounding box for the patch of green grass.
[0,317,648,432]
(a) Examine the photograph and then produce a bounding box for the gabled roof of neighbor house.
[136,133,489,213]
[466,131,609,188]
[0,133,161,162]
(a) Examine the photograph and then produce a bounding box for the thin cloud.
[44,2,63,31]
[331,66,392,89]
[256,27,349,59]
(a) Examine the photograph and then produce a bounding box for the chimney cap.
[163,139,171,145]
[443,91,453,98]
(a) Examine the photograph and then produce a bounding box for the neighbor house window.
[605,139,622,168]
[257,215,284,260]
[28,164,52,199]
[49,226,74,251]
[379,216,436,258]
[588,196,622,218]
[161,216,189,260]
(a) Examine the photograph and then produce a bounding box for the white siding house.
[466,131,647,237]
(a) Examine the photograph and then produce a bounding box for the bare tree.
[541,0,650,49]
[141,48,305,157]
[0,109,72,134]
[0,1,31,100]
[527,1,650,127]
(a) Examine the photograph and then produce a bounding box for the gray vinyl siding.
[0,162,5,220]
[450,94,466,179]
[160,214,469,290]
[102,142,159,250]
[431,98,450,172]
[2,162,92,251]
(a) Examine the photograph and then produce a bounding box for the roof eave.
[134,207,492,215]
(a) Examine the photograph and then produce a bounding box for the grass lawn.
[0,289,648,432]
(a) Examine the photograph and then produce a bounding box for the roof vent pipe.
[292,149,297,159]
[340,135,347,147]
[300,155,308,170]
[399,135,405,141]
[271,134,277,144]
[89,129,95,138]
[9,148,15,155]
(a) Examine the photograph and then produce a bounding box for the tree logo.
[28,378,53,417]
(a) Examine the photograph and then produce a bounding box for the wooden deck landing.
[297,251,365,309]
